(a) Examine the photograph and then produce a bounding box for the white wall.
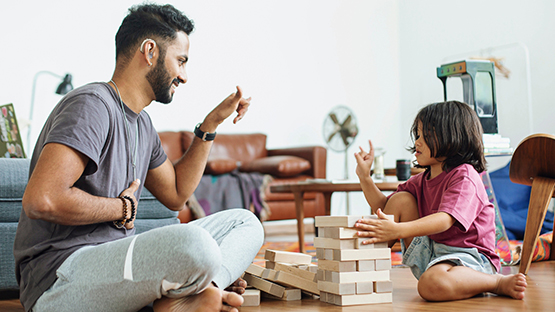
[398,0,555,171]
[0,0,401,215]
[2,0,554,215]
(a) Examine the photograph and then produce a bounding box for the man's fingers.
[235,85,243,99]
[129,179,141,191]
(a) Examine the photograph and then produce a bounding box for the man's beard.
[146,57,174,104]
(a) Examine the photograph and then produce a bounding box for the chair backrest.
[509,133,555,186]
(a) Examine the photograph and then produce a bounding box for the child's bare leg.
[153,284,243,312]
[382,191,419,247]
[418,262,527,301]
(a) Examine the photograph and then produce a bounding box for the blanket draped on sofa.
[188,170,272,221]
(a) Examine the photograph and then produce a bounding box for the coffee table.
[270,180,400,253]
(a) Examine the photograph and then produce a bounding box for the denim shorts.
[401,236,495,280]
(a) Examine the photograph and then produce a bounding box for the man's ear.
[140,39,157,66]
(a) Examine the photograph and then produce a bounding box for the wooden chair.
[509,133,555,274]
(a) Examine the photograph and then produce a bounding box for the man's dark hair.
[408,100,486,173]
[115,3,195,65]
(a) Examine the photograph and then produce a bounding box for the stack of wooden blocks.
[315,215,393,306]
[240,249,320,306]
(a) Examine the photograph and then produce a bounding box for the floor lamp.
[27,71,73,155]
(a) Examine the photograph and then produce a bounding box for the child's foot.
[153,285,244,312]
[493,273,527,300]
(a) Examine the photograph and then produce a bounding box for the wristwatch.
[194,123,216,141]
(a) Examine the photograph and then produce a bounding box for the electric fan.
[322,105,359,212]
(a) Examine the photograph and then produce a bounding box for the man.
[14,3,264,312]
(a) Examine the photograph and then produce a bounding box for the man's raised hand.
[205,86,251,128]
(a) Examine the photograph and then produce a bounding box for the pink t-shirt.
[393,163,501,271]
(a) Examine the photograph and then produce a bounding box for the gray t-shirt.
[13,82,167,311]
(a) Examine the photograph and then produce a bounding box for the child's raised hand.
[354,139,375,179]
[354,209,398,245]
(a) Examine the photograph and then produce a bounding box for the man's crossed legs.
[33,209,264,312]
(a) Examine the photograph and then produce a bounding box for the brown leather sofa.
[157,131,327,223]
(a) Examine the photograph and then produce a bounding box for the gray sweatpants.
[32,209,264,312]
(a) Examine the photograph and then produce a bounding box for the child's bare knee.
[418,271,453,301]
[388,191,416,207]
[385,191,418,221]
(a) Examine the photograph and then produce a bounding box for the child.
[354,101,527,301]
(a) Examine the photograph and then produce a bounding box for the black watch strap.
[194,123,216,141]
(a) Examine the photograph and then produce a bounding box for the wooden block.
[355,239,390,249]
[262,268,278,280]
[315,215,362,227]
[245,263,265,277]
[330,270,390,283]
[272,270,320,295]
[314,237,356,250]
[334,292,393,306]
[318,227,327,237]
[333,248,391,261]
[324,270,333,282]
[242,273,285,298]
[268,262,317,282]
[317,280,356,295]
[324,248,334,260]
[261,287,302,301]
[241,289,260,306]
[356,281,374,294]
[375,258,392,271]
[374,242,389,249]
[307,264,318,273]
[317,269,325,281]
[319,227,359,239]
[319,291,328,302]
[317,259,356,272]
[363,214,394,221]
[357,260,375,272]
[374,280,393,293]
[327,293,338,304]
[316,248,325,260]
[264,249,312,265]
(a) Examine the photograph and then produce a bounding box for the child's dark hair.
[408,101,486,173]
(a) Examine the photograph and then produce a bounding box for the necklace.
[110,80,138,181]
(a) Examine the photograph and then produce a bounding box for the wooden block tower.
[314,215,393,306]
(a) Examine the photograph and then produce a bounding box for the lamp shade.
[55,74,73,95]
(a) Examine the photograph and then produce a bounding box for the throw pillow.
[240,156,311,177]
[205,158,238,175]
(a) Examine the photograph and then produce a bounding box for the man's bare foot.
[225,277,247,295]
[153,285,244,312]
[493,273,527,300]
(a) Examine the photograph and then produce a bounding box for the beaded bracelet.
[113,196,128,229]
[120,195,136,223]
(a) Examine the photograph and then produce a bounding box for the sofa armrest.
[267,146,326,179]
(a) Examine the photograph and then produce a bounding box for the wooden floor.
[1,260,554,311]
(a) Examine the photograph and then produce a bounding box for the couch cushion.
[182,132,268,163]
[158,131,186,163]
[138,188,179,219]
[205,158,238,175]
[240,156,311,178]
[0,222,18,290]
[0,158,29,222]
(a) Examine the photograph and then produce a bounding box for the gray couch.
[0,158,179,291]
